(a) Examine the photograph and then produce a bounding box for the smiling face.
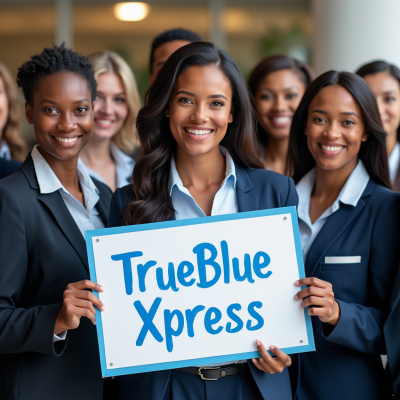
[0,76,9,138]
[166,65,233,158]
[362,72,400,141]
[305,85,367,173]
[255,69,305,141]
[92,72,128,141]
[25,72,93,162]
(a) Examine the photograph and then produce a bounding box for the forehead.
[259,69,304,90]
[153,40,191,64]
[309,85,361,114]
[34,72,90,100]
[174,65,232,96]
[363,72,400,93]
[97,72,125,92]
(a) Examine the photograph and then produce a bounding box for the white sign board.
[86,207,315,377]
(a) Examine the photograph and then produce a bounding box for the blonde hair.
[0,62,26,161]
[88,51,141,154]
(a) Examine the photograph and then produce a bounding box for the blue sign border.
[86,206,315,378]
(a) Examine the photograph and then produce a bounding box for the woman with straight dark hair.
[108,42,297,400]
[356,61,400,191]
[286,70,400,400]
[248,55,313,175]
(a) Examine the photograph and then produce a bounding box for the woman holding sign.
[286,71,400,399]
[0,45,111,399]
[108,42,297,400]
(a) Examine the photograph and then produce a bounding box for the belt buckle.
[197,367,220,381]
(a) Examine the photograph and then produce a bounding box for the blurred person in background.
[287,71,400,400]
[248,55,313,175]
[0,61,26,178]
[149,28,202,84]
[80,51,141,191]
[357,61,400,191]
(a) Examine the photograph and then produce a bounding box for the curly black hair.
[16,43,97,105]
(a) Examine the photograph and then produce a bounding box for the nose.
[97,97,113,115]
[56,113,77,132]
[190,103,208,123]
[324,122,342,140]
[272,95,287,112]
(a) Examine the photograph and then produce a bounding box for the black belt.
[176,363,248,381]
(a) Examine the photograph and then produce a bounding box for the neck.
[313,158,358,200]
[80,137,113,166]
[263,137,289,174]
[38,146,80,191]
[175,145,225,191]
[387,131,398,156]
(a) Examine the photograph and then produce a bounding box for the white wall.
[312,0,400,74]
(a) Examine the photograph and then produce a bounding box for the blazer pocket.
[320,261,366,271]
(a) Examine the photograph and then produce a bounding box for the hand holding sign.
[252,341,292,374]
[55,280,106,335]
[294,277,340,326]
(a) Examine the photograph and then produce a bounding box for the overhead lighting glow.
[114,2,149,21]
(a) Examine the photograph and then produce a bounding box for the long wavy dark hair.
[248,54,314,149]
[356,60,400,190]
[287,70,391,188]
[124,42,263,225]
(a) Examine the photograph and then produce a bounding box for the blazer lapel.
[39,191,89,273]
[95,193,109,226]
[235,165,259,212]
[305,180,374,277]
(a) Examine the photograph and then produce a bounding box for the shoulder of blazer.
[368,180,400,207]
[0,157,21,179]
[118,183,135,208]
[236,164,292,195]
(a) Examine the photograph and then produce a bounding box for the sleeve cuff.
[53,330,67,342]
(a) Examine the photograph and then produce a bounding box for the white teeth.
[54,137,78,143]
[272,117,291,124]
[321,145,344,151]
[96,119,113,126]
[186,128,212,135]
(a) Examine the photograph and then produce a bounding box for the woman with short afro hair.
[0,43,112,400]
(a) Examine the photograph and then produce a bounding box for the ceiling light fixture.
[114,2,150,21]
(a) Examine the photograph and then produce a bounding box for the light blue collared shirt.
[0,140,11,160]
[169,146,238,219]
[389,141,400,184]
[297,160,370,262]
[83,142,135,190]
[31,145,105,238]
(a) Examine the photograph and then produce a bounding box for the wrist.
[326,300,341,326]
[54,309,69,335]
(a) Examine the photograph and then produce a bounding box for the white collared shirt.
[169,146,238,219]
[83,142,135,190]
[297,160,370,262]
[0,140,11,160]
[31,145,105,342]
[169,147,243,367]
[389,142,400,184]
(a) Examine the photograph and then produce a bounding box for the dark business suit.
[0,157,21,179]
[290,180,400,400]
[385,264,400,398]
[0,154,112,400]
[108,165,298,400]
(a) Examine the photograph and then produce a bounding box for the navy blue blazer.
[0,157,21,179]
[385,264,400,398]
[290,180,400,400]
[108,165,298,400]
[0,155,112,400]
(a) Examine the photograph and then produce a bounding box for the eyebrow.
[175,90,228,100]
[40,98,89,105]
[382,90,398,95]
[97,91,125,96]
[311,109,360,119]
[260,86,300,92]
